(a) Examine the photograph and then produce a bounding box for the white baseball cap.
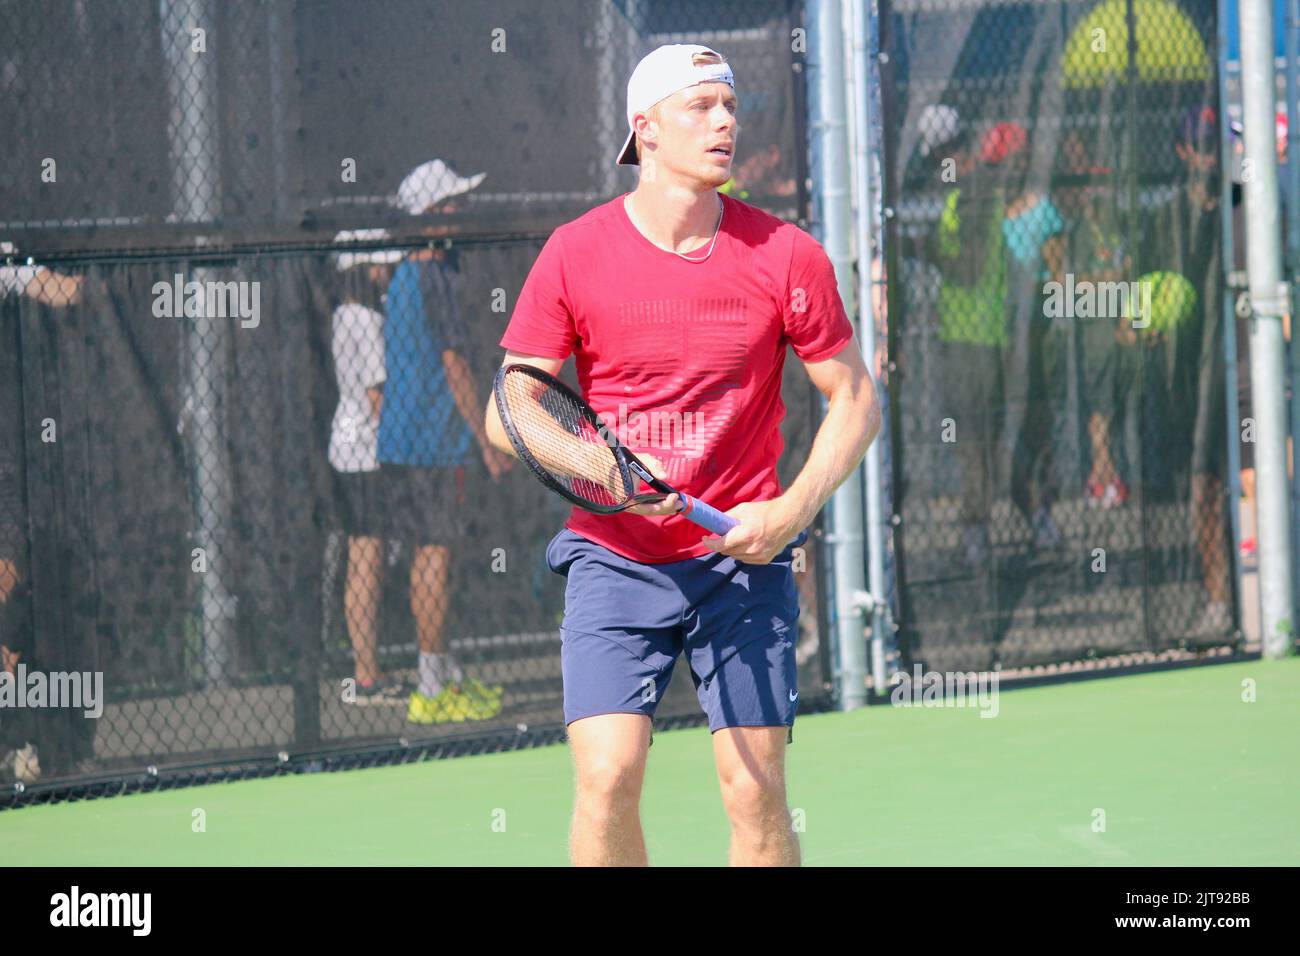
[393,159,486,215]
[616,44,735,166]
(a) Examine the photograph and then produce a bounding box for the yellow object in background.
[719,178,749,199]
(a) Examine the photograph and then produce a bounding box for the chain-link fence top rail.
[0,0,806,254]
[0,2,826,793]
[880,0,1236,675]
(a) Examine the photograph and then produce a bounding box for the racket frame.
[494,364,739,534]
[494,364,664,514]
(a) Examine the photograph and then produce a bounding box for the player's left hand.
[702,498,802,565]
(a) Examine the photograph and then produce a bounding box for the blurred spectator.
[931,119,1065,565]
[1078,188,1135,507]
[329,230,402,701]
[381,160,511,724]
[929,122,1005,565]
[995,122,1067,551]
[1229,111,1291,563]
[1144,106,1231,635]
[1054,136,1133,508]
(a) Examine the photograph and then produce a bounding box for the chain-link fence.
[881,0,1240,675]
[0,0,807,248]
[0,0,822,799]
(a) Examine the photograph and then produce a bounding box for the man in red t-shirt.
[484,44,879,866]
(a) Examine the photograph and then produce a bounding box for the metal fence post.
[1239,0,1297,657]
[850,0,892,694]
[161,0,235,685]
[809,0,869,708]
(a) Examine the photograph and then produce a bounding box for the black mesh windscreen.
[881,0,1236,674]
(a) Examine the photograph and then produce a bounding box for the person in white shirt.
[330,231,401,699]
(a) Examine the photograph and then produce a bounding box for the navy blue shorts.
[545,527,808,737]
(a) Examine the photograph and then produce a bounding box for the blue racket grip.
[676,494,739,535]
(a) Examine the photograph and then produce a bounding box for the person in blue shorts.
[485,46,879,866]
[380,160,514,723]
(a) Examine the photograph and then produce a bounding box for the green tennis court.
[4,659,1296,866]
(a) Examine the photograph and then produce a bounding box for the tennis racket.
[492,363,739,536]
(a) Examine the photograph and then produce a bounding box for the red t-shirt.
[500,192,853,563]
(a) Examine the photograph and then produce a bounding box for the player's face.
[653,82,739,186]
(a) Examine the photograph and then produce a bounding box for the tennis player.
[485,44,879,866]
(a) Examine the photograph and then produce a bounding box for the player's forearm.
[484,397,516,456]
[482,386,617,487]
[775,381,881,535]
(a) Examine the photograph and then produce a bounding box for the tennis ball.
[1136,271,1197,334]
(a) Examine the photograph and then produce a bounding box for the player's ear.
[634,111,658,149]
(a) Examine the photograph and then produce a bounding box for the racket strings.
[499,371,630,507]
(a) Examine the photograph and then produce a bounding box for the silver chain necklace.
[674,195,725,263]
